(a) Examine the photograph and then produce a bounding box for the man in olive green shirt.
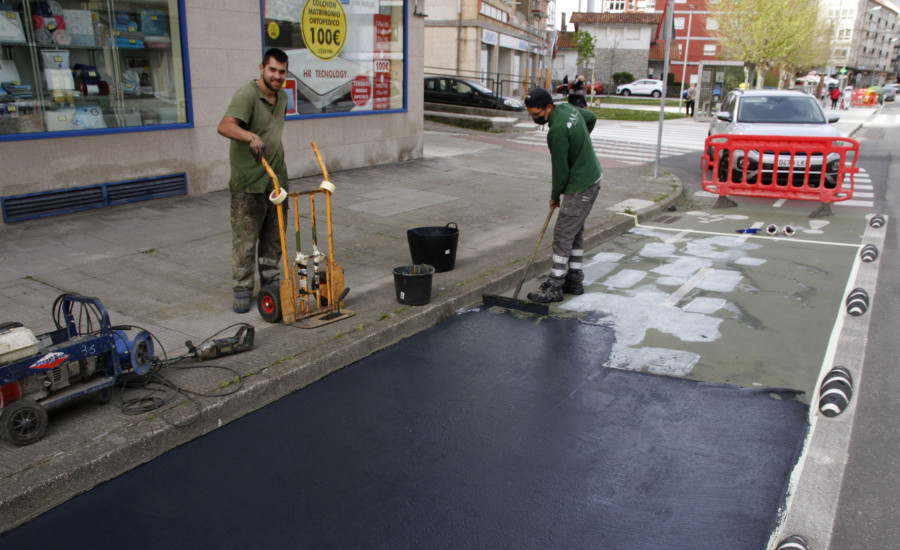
[524,87,602,304]
[217,48,289,313]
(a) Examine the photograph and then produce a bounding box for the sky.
[555,0,585,32]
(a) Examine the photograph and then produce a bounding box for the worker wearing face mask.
[523,88,603,303]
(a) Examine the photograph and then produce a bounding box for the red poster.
[373,14,391,110]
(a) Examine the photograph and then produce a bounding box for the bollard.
[845,288,869,316]
[870,214,885,228]
[860,244,879,262]
[766,224,779,236]
[782,225,796,237]
[819,366,853,417]
[776,535,809,550]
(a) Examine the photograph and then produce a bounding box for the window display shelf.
[0,0,187,137]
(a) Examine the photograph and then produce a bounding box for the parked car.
[616,79,664,98]
[556,81,603,95]
[424,76,525,111]
[882,83,898,102]
[708,89,842,187]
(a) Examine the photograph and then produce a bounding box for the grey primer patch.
[0,309,809,550]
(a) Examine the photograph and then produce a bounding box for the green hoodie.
[546,102,602,202]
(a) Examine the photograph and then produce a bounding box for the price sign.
[301,0,347,61]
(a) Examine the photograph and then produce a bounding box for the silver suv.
[708,89,842,187]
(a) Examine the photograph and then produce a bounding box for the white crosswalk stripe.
[836,168,875,208]
[509,120,710,166]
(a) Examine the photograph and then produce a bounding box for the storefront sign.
[482,29,498,45]
[263,0,405,115]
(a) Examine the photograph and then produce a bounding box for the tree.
[712,0,830,89]
[574,30,597,75]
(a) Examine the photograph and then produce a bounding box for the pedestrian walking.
[217,48,291,313]
[568,75,587,108]
[523,88,602,303]
[562,75,569,97]
[830,87,841,109]
[685,83,696,117]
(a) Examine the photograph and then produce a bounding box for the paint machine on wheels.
[0,294,155,446]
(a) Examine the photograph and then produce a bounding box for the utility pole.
[677,5,694,113]
[654,0,674,179]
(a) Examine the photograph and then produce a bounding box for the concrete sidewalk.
[0,123,681,532]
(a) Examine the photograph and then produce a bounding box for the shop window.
[0,1,189,139]
[262,0,406,117]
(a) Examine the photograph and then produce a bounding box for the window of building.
[703,43,716,56]
[604,0,626,11]
[479,2,509,23]
[706,18,718,31]
[263,0,406,116]
[674,17,685,30]
[0,1,190,140]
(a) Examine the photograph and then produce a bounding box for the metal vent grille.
[2,173,187,223]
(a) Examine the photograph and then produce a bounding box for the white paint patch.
[615,347,702,376]
[582,252,625,282]
[735,257,766,266]
[696,269,743,292]
[652,257,714,280]
[605,269,647,289]
[639,242,677,258]
[682,297,727,314]
[566,292,722,373]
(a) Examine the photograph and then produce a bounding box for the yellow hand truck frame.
[258,142,354,328]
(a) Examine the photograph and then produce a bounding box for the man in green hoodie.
[523,87,602,304]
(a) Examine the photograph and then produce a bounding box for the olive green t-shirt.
[224,80,288,193]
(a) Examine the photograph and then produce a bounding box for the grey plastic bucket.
[392,264,435,306]
[407,222,459,273]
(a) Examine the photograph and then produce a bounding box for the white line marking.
[663,230,691,244]
[663,267,713,307]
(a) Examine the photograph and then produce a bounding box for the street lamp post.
[677,5,694,112]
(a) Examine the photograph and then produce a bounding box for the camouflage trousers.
[231,190,286,293]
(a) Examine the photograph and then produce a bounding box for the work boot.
[232,288,253,314]
[563,269,585,295]
[527,279,564,304]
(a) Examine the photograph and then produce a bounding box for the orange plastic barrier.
[850,89,878,107]
[702,134,860,204]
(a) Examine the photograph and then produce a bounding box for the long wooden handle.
[512,206,557,299]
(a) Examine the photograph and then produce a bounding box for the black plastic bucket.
[393,264,435,306]
[407,222,459,273]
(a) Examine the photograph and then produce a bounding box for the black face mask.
[531,108,549,125]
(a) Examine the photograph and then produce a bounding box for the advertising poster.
[263,0,405,116]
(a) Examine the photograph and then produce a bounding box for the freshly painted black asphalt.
[1,309,807,549]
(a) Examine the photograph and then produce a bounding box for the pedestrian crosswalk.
[509,119,710,166]
[837,167,874,209]
[864,112,898,127]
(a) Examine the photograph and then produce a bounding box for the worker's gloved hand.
[250,143,268,163]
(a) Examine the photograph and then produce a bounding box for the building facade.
[823,0,900,87]
[423,0,554,97]
[0,1,426,225]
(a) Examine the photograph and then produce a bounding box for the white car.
[616,79,664,98]
[708,89,842,187]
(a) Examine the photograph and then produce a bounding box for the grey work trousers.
[550,180,601,283]
[231,190,285,293]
